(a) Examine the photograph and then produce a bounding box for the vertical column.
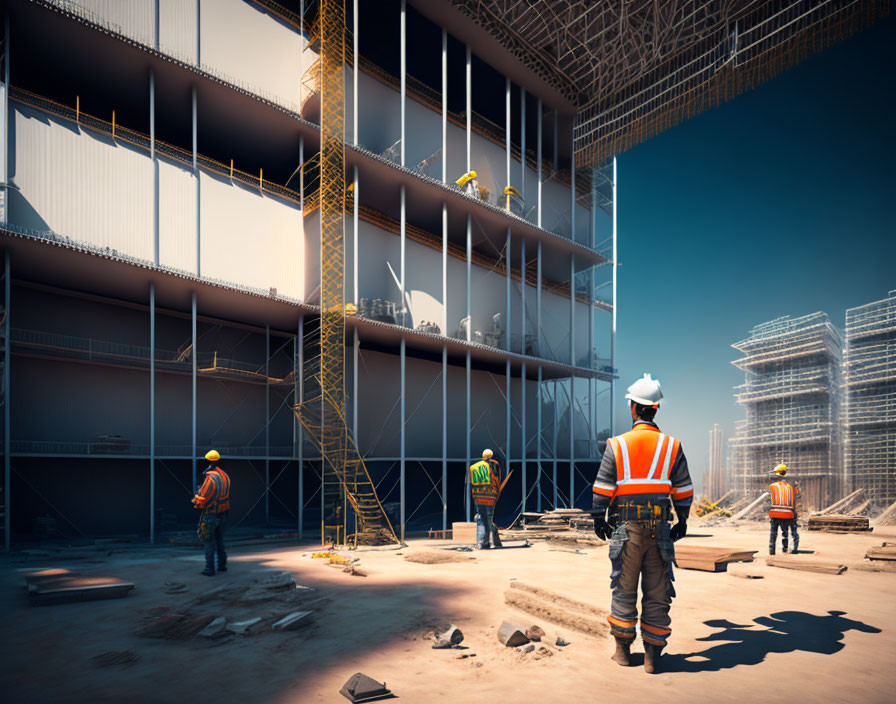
[465,351,471,521]
[536,365,542,512]
[552,379,558,507]
[521,362,527,514]
[505,359,511,500]
[505,78,510,209]
[570,256,575,365]
[400,0,406,168]
[570,128,576,243]
[520,88,526,206]
[3,253,10,551]
[154,0,159,49]
[265,325,270,524]
[400,338,406,541]
[611,157,617,436]
[150,283,156,543]
[191,292,197,491]
[465,214,471,342]
[441,203,447,336]
[1,14,8,226]
[569,375,575,507]
[441,29,447,184]
[401,186,407,327]
[297,316,304,538]
[353,168,359,304]
[521,239,526,353]
[442,346,447,532]
[353,0,358,147]
[150,70,159,266]
[536,242,542,357]
[195,0,201,65]
[192,87,200,276]
[505,230,511,350]
[537,99,542,228]
[465,45,471,174]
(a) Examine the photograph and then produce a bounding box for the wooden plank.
[451,522,477,543]
[865,546,896,561]
[24,569,136,606]
[766,556,847,574]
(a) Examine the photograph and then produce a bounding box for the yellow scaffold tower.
[294,0,399,546]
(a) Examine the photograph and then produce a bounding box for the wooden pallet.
[674,546,758,572]
[24,568,135,606]
[865,545,896,562]
[808,514,872,532]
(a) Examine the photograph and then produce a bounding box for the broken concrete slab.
[518,644,535,654]
[339,673,393,703]
[497,621,530,647]
[431,638,454,649]
[198,616,227,638]
[555,637,570,647]
[226,617,262,634]
[272,611,313,631]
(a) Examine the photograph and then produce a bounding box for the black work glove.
[593,514,613,541]
[670,519,688,542]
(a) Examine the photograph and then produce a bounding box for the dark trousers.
[769,517,799,553]
[202,511,228,571]
[475,503,502,548]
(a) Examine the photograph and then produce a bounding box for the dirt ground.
[2,523,894,704]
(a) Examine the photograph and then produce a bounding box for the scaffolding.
[730,312,842,510]
[844,290,896,509]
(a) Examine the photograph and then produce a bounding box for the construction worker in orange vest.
[192,450,232,576]
[469,449,503,549]
[768,463,799,555]
[591,374,693,674]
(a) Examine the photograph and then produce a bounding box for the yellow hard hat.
[205,449,221,462]
[773,463,787,476]
[482,448,493,459]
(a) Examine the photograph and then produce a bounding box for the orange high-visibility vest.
[194,468,231,513]
[769,480,796,519]
[597,425,691,502]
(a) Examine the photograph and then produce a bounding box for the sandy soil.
[2,524,895,704]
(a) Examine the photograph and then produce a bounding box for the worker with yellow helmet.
[192,450,232,575]
[768,463,799,555]
[469,449,503,549]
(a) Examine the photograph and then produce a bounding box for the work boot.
[611,638,632,666]
[769,547,776,556]
[218,564,228,572]
[643,643,664,674]
[201,567,215,576]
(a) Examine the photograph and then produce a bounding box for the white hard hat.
[625,373,663,406]
[482,448,494,459]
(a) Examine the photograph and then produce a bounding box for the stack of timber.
[807,514,872,532]
[864,543,896,561]
[874,499,896,526]
[502,509,604,547]
[674,546,758,572]
[815,489,871,517]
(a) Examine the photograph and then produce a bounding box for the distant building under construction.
[703,423,726,500]
[844,291,896,510]
[730,313,842,510]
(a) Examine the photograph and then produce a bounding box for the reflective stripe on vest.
[597,427,680,499]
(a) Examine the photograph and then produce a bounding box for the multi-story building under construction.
[730,313,843,510]
[844,291,896,510]
[0,0,884,547]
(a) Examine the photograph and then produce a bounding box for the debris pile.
[501,509,604,547]
[875,499,896,526]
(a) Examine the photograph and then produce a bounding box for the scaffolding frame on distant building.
[730,312,842,510]
[844,290,896,510]
[704,423,725,500]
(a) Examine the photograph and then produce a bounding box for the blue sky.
[612,15,896,489]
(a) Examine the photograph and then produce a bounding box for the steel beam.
[193,87,200,276]
[442,345,447,532]
[537,99,542,228]
[191,292,197,491]
[265,324,270,524]
[150,283,155,543]
[400,0,406,167]
[151,70,159,266]
[442,202,447,338]
[466,214,471,342]
[552,379,558,508]
[441,29,447,184]
[521,238,526,352]
[352,0,358,146]
[505,358,511,496]
[298,315,304,537]
[3,252,9,550]
[505,77,510,209]
[505,229,511,350]
[611,157,617,436]
[521,88,526,203]
[521,361,527,514]
[400,338,406,540]
[465,44,471,173]
[536,365,542,512]
[465,350,471,521]
[401,185,406,327]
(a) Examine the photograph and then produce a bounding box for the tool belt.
[611,500,673,523]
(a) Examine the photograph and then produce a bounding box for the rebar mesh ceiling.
[448,0,892,166]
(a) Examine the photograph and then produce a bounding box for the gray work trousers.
[607,521,675,646]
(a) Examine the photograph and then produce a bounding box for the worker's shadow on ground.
[661,611,881,673]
